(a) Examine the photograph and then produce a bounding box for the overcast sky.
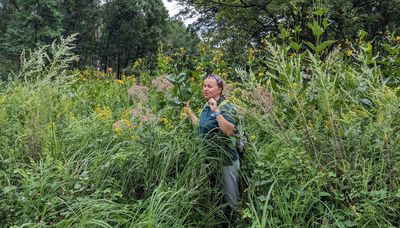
[162,0,181,17]
[162,0,197,26]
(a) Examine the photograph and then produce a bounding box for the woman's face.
[203,78,222,100]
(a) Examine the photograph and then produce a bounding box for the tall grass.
[1,36,399,227]
[237,43,400,227]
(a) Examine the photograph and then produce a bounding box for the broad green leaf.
[322,19,329,29]
[280,27,290,40]
[358,30,367,40]
[313,7,325,17]
[319,191,331,197]
[74,182,82,190]
[290,41,301,51]
[294,25,301,33]
[307,21,324,37]
[316,40,336,53]
[304,41,317,52]
[166,74,176,83]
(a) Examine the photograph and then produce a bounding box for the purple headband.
[207,74,223,88]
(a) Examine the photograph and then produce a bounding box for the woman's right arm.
[184,106,199,127]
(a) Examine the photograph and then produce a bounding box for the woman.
[184,74,240,214]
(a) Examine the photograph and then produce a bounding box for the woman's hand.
[208,98,236,136]
[183,101,192,114]
[183,101,199,126]
[208,98,218,112]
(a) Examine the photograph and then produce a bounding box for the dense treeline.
[0,0,198,78]
[1,0,399,79]
[177,0,400,63]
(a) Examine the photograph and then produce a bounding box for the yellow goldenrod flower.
[121,119,134,129]
[131,135,139,141]
[232,88,242,96]
[250,134,256,141]
[127,76,136,85]
[67,112,75,119]
[212,50,224,63]
[82,69,90,77]
[161,117,169,125]
[113,125,123,134]
[134,58,143,68]
[49,122,56,129]
[115,79,124,85]
[121,109,131,119]
[212,56,218,63]
[214,49,223,57]
[230,96,241,106]
[97,71,105,78]
[346,50,353,56]
[95,106,112,120]
[113,119,134,134]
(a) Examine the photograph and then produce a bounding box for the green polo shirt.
[198,97,239,162]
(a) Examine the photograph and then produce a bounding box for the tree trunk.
[117,52,121,79]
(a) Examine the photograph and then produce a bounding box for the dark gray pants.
[222,159,240,209]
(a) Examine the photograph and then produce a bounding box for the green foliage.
[100,0,170,76]
[1,31,400,227]
[0,0,199,80]
[0,0,64,73]
[16,34,79,83]
[303,19,336,55]
[176,0,399,67]
[374,34,400,87]
[60,0,101,66]
[166,72,192,105]
[235,42,400,227]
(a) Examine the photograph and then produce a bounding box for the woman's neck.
[212,95,221,101]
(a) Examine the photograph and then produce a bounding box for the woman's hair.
[206,74,224,92]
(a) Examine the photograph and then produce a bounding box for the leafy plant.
[166,72,193,105]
